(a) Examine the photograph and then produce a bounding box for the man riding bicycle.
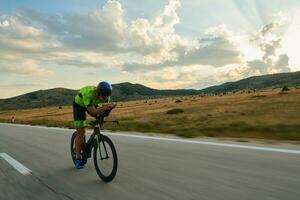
[73,81,116,169]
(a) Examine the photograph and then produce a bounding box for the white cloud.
[0,16,43,53]
[282,9,300,71]
[0,54,53,76]
[128,0,182,52]
[0,0,199,75]
[134,12,294,89]
[123,24,242,72]
[124,0,194,67]
[0,20,9,27]
[16,1,127,53]
[1,0,191,70]
[0,15,54,77]
[247,13,291,74]
[0,0,298,93]
[135,64,218,89]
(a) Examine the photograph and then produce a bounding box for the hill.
[0,88,78,110]
[113,82,199,101]
[0,83,198,110]
[199,71,300,94]
[0,71,299,110]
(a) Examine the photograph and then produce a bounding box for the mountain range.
[0,71,299,110]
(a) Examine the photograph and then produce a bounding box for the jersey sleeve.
[83,93,93,107]
[83,98,92,107]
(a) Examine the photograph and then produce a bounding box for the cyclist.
[73,81,116,169]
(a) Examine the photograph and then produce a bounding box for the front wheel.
[93,135,118,182]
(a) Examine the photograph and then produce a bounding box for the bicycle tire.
[70,131,87,165]
[93,135,118,182]
[70,131,77,165]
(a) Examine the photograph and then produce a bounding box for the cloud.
[201,13,293,87]
[247,54,289,74]
[0,83,43,88]
[16,1,127,53]
[15,0,183,56]
[135,65,209,89]
[124,25,242,72]
[0,0,247,76]
[274,54,289,70]
[247,14,291,74]
[135,14,293,90]
[0,15,44,53]
[126,0,182,54]
[0,0,297,92]
[0,55,53,76]
[135,63,256,90]
[1,0,193,71]
[0,4,126,74]
[42,51,122,69]
[0,14,54,77]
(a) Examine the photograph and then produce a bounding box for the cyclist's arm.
[86,103,116,116]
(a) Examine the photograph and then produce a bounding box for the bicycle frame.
[71,109,118,182]
[93,126,109,160]
[87,111,118,160]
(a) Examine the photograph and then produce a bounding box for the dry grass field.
[0,88,300,141]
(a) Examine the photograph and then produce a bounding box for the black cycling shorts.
[73,101,87,121]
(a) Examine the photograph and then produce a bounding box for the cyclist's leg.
[73,101,87,160]
[75,127,85,160]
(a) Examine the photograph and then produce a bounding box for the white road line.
[0,153,32,175]
[0,123,69,131]
[1,123,300,155]
[106,133,300,155]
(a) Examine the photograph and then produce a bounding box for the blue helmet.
[97,81,112,98]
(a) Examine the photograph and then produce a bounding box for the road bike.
[70,109,118,182]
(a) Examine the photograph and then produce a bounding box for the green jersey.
[74,86,110,107]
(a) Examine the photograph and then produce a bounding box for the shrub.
[282,86,290,91]
[166,108,184,114]
[174,99,182,103]
[252,95,266,98]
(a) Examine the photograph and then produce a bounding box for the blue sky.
[0,0,300,98]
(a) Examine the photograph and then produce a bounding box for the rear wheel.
[93,135,118,182]
[70,132,77,165]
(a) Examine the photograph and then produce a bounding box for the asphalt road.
[0,123,300,200]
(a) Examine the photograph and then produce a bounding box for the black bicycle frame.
[93,126,109,160]
[87,109,118,160]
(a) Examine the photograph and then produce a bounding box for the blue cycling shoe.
[75,159,84,169]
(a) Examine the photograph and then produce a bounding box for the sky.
[1,0,300,98]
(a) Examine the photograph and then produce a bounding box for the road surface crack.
[33,175,75,200]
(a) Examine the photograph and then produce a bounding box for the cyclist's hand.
[90,113,98,117]
[107,103,116,110]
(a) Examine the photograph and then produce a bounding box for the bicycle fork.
[94,128,109,160]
